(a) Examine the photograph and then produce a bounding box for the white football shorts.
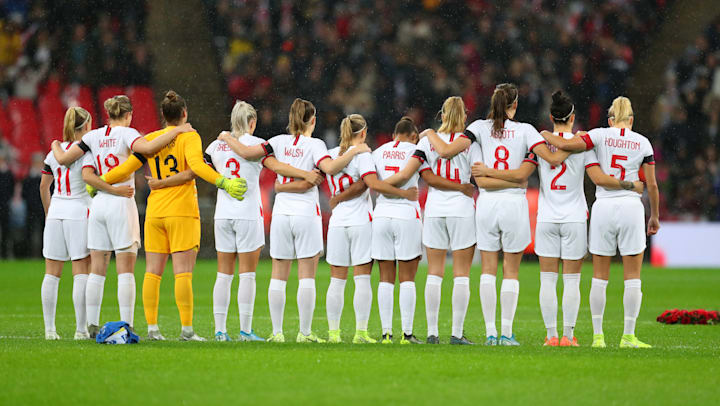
[475,193,531,253]
[43,218,90,261]
[422,216,476,251]
[269,214,324,260]
[589,197,646,256]
[214,218,265,253]
[534,221,587,260]
[326,223,373,267]
[87,194,141,253]
[372,216,423,261]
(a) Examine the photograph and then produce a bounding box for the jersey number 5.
[610,154,627,180]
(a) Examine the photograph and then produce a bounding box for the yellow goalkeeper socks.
[143,273,162,326]
[174,272,194,327]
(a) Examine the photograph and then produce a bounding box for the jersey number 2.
[550,163,567,191]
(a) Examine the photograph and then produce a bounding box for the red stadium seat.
[97,85,125,124]
[0,103,12,142]
[7,98,43,177]
[62,85,97,125]
[38,94,66,147]
[126,86,160,135]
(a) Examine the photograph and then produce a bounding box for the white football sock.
[500,278,519,338]
[452,277,470,338]
[353,275,372,331]
[623,279,642,336]
[212,272,233,333]
[425,275,443,337]
[72,274,88,333]
[562,273,581,339]
[326,277,346,331]
[41,274,60,333]
[377,281,394,335]
[479,274,497,337]
[85,273,105,327]
[590,278,608,335]
[268,278,287,335]
[297,278,316,336]
[237,272,256,334]
[399,281,416,336]
[539,272,558,338]
[117,273,135,327]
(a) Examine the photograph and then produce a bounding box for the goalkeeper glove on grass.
[215,177,247,200]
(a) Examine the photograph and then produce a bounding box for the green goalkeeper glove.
[215,177,247,200]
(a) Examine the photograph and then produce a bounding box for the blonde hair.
[231,100,257,136]
[438,96,466,133]
[62,107,91,142]
[339,114,367,155]
[608,96,633,124]
[103,95,133,120]
[288,98,316,135]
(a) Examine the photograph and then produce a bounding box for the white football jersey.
[413,132,474,217]
[81,125,142,190]
[266,134,330,216]
[580,127,654,199]
[43,142,92,220]
[205,134,265,221]
[466,119,546,195]
[326,146,374,227]
[372,140,426,220]
[537,132,598,223]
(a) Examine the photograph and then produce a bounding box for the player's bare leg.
[539,256,560,345]
[479,250,499,344]
[41,259,64,340]
[378,260,396,342]
[327,265,348,342]
[172,249,203,341]
[144,252,169,340]
[70,256,90,339]
[397,257,422,343]
[86,250,111,337]
[499,251,522,345]
[559,259,582,346]
[352,261,375,343]
[450,245,474,344]
[620,252,650,348]
[237,248,263,341]
[213,251,236,341]
[425,247,446,343]
[590,254,612,347]
[296,254,324,342]
[115,251,137,328]
[268,258,291,341]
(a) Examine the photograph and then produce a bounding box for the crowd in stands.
[654,16,720,221]
[0,1,153,258]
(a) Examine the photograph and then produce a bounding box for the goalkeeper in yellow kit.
[101,90,247,341]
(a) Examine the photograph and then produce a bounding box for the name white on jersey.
[43,142,91,220]
[537,132,597,223]
[414,133,474,217]
[466,119,545,195]
[266,134,330,216]
[581,127,654,199]
[81,125,142,190]
[205,134,265,220]
[326,146,375,227]
[372,140,424,220]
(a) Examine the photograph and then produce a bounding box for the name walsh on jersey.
[284,147,303,158]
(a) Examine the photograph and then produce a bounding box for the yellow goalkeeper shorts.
[144,216,200,254]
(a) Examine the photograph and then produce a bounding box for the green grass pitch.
[1,259,719,405]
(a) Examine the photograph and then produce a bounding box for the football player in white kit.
[218,98,370,343]
[474,90,644,347]
[370,116,476,344]
[423,84,577,346]
[207,101,323,342]
[540,96,660,349]
[382,97,478,344]
[39,107,132,340]
[50,96,187,336]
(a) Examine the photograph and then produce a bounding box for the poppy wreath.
[657,309,720,325]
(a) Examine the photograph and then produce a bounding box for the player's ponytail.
[103,95,133,121]
[161,90,187,126]
[231,100,257,136]
[393,116,418,137]
[550,90,574,124]
[339,114,366,155]
[288,98,316,135]
[62,106,91,142]
[488,83,518,134]
[437,96,466,134]
[608,96,633,124]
